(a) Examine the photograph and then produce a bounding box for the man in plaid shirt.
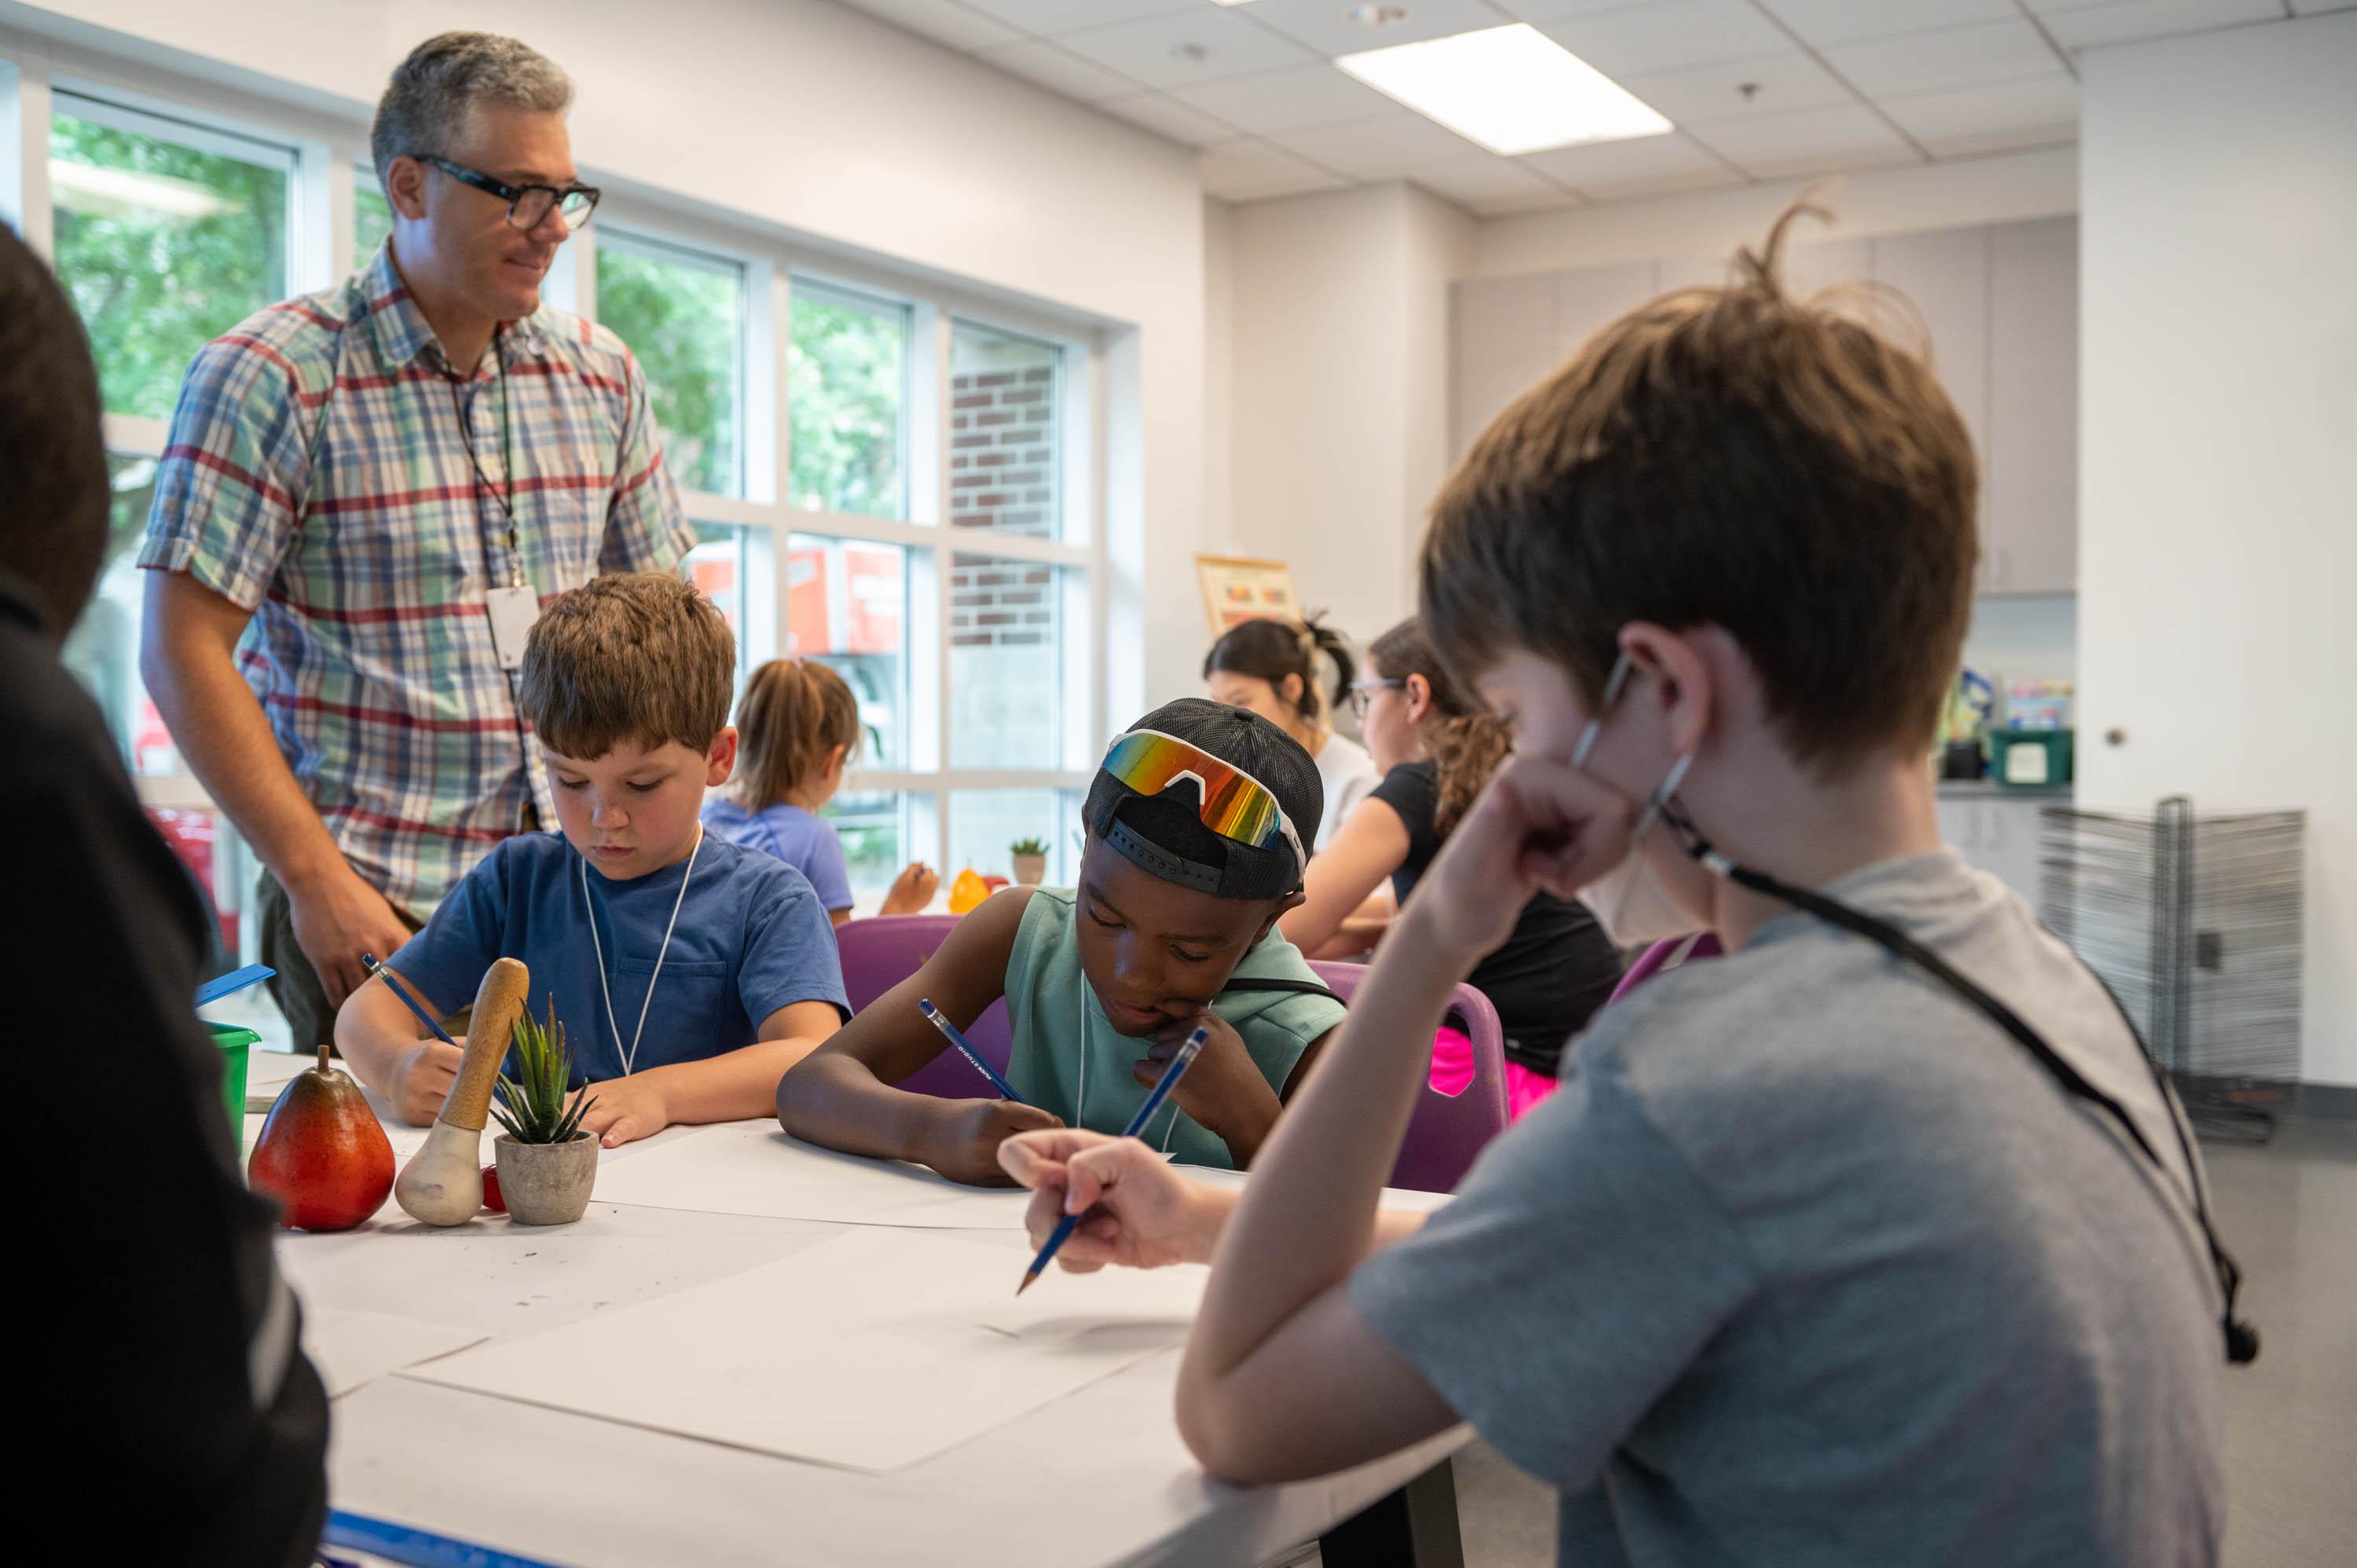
[139,33,693,1050]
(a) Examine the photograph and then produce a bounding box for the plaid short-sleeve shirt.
[138,245,695,921]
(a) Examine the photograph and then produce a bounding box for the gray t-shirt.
[1353,850,2225,1566]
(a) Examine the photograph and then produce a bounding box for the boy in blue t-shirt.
[337,573,848,1147]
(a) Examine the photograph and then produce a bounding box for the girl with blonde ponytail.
[1277,618,1622,1116]
[702,658,937,925]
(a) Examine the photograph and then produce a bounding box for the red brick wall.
[950,363,1057,648]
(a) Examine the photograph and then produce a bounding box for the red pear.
[247,1046,396,1231]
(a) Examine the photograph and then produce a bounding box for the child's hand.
[998,1129,1222,1272]
[1417,753,1640,963]
[922,1097,1064,1186]
[880,862,940,915]
[1135,1009,1278,1150]
[389,1039,464,1126]
[573,1076,670,1148]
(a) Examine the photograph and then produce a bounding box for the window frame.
[5,30,1113,913]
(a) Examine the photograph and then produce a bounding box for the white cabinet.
[1937,793,2056,910]
[1552,262,1660,362]
[1984,216,2079,595]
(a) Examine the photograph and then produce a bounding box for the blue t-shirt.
[699,797,853,912]
[387,831,849,1083]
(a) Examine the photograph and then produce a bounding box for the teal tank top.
[1001,887,1348,1170]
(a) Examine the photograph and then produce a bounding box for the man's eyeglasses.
[425,156,600,231]
[1346,679,1403,720]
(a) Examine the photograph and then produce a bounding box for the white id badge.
[486,584,540,670]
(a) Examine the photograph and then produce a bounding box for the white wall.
[1475,145,2078,277]
[1218,181,1472,656]
[2,0,1208,714]
[2079,9,2357,1086]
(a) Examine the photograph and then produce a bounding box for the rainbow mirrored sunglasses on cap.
[1098,728,1307,872]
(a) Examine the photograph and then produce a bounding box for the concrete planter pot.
[493,1133,597,1225]
[1011,853,1047,887]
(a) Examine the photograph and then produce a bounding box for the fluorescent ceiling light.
[49,159,234,219]
[1336,24,1672,157]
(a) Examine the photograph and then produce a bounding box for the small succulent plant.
[491,997,596,1145]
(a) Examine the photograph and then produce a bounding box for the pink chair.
[834,915,1017,1101]
[832,918,1510,1192]
[1604,931,1724,1008]
[1308,961,1509,1194]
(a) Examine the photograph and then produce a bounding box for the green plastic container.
[1991,727,2074,789]
[207,1022,258,1148]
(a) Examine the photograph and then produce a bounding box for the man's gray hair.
[370,32,572,188]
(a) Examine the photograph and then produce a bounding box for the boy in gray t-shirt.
[993,201,2239,1568]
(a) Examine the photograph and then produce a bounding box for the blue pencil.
[362,954,462,1050]
[323,1508,564,1567]
[918,996,1027,1104]
[1016,1024,1208,1295]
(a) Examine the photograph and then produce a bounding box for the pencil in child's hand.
[918,997,1027,1104]
[363,954,462,1050]
[1016,1024,1208,1295]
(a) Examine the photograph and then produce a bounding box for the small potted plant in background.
[490,999,599,1225]
[1010,837,1050,887]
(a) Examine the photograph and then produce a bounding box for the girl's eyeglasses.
[1345,679,1403,720]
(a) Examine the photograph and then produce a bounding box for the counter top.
[1937,779,2074,800]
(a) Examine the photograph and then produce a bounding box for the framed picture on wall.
[1195,554,1302,636]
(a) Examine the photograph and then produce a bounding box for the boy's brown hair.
[733,658,862,810]
[519,573,735,759]
[1420,201,1978,771]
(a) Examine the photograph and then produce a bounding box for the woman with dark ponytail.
[1277,617,1622,1115]
[1202,613,1378,851]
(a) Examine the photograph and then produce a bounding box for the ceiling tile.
[2040,0,2287,50]
[1198,137,1351,200]
[1240,0,1511,59]
[1267,111,1488,178]
[1757,0,2018,46]
[1408,152,1578,203]
[1519,130,1746,199]
[1053,8,1315,90]
[961,0,1194,35]
[1165,61,1399,132]
[1489,2,1664,20]
[840,0,1023,51]
[1097,90,1242,145]
[972,39,1142,101]
[1822,19,2065,97]
[1616,49,1857,125]
[1686,101,1919,178]
[1538,0,1798,78]
[2287,0,2357,14]
[1877,71,2080,157]
[1460,188,1585,217]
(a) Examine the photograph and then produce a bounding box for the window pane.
[354,170,392,260]
[949,789,1080,887]
[684,523,750,687]
[49,104,291,419]
[950,553,1068,770]
[950,321,1062,542]
[822,790,907,895]
[595,233,745,496]
[787,534,907,771]
[789,283,907,518]
[61,455,182,773]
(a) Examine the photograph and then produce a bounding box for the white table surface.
[258,1084,1465,1568]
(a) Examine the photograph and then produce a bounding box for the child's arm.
[1277,797,1409,954]
[1174,753,1636,1482]
[876,861,940,917]
[775,887,1062,1185]
[574,998,842,1147]
[334,968,464,1127]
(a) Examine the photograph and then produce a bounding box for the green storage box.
[1991,727,2074,788]
[206,1022,258,1149]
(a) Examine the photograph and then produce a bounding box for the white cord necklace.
[581,824,703,1079]
[1077,980,1182,1155]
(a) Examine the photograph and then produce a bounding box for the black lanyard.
[1660,801,2256,1365]
[450,324,522,587]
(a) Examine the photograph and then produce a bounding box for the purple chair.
[833,915,1015,1101]
[1604,931,1724,1009]
[1308,961,1508,1194]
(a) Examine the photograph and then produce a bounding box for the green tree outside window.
[595,239,742,497]
[790,290,906,518]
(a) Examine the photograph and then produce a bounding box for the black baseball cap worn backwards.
[1083,698,1323,902]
